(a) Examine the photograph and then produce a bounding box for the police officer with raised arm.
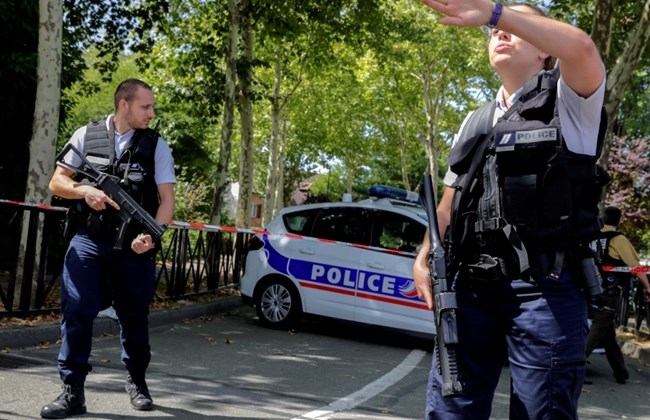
[414,1,606,418]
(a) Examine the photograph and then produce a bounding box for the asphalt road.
[1,302,649,419]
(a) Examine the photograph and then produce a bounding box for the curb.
[0,296,243,350]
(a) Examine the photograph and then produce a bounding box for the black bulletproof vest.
[76,118,160,241]
[592,231,630,293]
[447,69,609,277]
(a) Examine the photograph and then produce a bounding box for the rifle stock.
[56,143,167,250]
[420,173,463,397]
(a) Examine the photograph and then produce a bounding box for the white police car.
[241,186,434,336]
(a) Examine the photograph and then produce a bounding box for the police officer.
[414,1,606,418]
[586,206,650,384]
[42,79,175,419]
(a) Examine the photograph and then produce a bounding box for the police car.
[240,186,434,337]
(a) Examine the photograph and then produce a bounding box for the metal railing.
[616,278,650,334]
[0,200,248,317]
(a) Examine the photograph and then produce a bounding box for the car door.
[282,206,369,321]
[355,210,435,335]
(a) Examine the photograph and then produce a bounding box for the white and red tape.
[2,198,649,272]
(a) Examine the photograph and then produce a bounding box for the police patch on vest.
[496,128,558,152]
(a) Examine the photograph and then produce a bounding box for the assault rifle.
[55,143,167,250]
[420,173,463,397]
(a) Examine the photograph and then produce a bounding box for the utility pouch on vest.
[541,156,572,224]
[448,134,491,260]
[502,174,537,229]
[471,224,529,280]
[63,203,82,241]
[449,134,486,175]
[493,117,568,236]
[461,254,522,282]
[81,209,121,241]
[581,256,604,296]
[64,204,118,242]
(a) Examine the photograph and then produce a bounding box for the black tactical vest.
[73,117,160,243]
[447,69,609,279]
[590,231,630,294]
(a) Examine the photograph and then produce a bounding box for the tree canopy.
[9,0,650,254]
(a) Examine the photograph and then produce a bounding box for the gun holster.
[79,210,120,242]
[63,205,81,241]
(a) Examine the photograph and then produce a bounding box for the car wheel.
[255,277,301,329]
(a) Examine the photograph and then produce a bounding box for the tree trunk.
[399,133,411,191]
[600,0,650,167]
[345,164,355,196]
[420,61,443,202]
[387,80,412,191]
[18,0,62,308]
[590,0,615,64]
[262,48,282,226]
[236,0,254,228]
[211,0,240,225]
[273,117,288,217]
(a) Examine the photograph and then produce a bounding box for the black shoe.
[125,375,153,411]
[615,371,629,384]
[40,383,86,419]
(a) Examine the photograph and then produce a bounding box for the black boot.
[125,374,153,411]
[40,383,86,419]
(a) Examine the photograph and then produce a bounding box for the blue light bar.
[368,185,420,203]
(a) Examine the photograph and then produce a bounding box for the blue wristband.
[487,2,503,28]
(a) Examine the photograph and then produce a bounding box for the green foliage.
[277,1,494,201]
[309,168,348,202]
[141,0,231,196]
[62,0,169,79]
[604,135,650,253]
[9,0,650,245]
[148,0,227,119]
[549,0,650,138]
[173,170,213,222]
[617,69,650,138]
[58,0,171,139]
[58,51,142,146]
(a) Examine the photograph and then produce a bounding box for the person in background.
[586,206,650,384]
[41,79,175,419]
[414,0,606,418]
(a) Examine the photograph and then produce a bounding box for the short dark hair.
[602,206,622,226]
[114,79,152,110]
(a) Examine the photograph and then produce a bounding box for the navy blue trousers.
[426,272,588,420]
[57,230,156,385]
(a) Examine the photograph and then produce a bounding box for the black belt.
[460,250,567,283]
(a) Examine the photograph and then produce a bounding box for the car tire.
[254,277,302,329]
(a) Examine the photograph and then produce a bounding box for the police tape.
[169,220,269,236]
[168,220,411,255]
[0,198,68,212]
[0,199,409,256]
[602,266,650,274]
[2,199,649,266]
